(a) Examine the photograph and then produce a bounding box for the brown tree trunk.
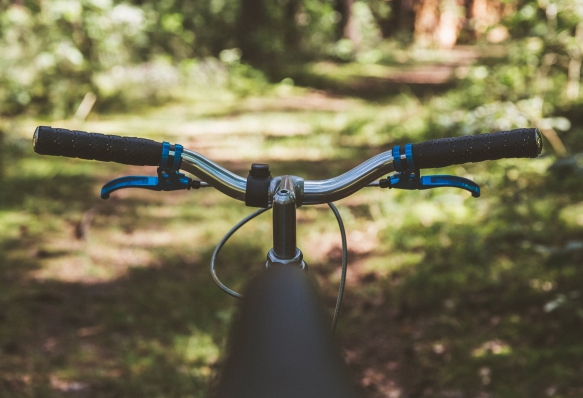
[283,0,302,54]
[335,0,353,41]
[470,0,506,42]
[343,0,361,49]
[237,0,269,63]
[414,0,440,47]
[566,22,583,101]
[0,128,3,180]
[414,0,465,48]
[379,0,415,38]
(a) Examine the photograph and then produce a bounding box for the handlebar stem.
[272,186,297,259]
[267,176,307,269]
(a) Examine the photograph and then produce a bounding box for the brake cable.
[210,207,271,299]
[210,203,349,332]
[328,202,348,334]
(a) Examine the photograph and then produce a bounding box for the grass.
[1,57,583,398]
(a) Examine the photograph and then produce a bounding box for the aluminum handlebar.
[180,149,396,205]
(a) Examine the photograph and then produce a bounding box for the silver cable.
[328,202,348,333]
[210,207,271,299]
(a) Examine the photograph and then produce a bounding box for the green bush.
[0,2,153,117]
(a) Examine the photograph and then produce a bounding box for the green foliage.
[0,0,244,117]
[144,0,240,57]
[0,1,154,117]
[0,0,388,117]
[456,0,583,109]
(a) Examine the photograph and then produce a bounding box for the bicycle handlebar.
[412,128,541,169]
[33,126,163,166]
[32,126,542,204]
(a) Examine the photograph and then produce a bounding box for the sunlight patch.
[472,340,512,357]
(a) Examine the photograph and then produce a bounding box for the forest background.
[1,0,583,397]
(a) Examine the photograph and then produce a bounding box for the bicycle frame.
[213,266,360,398]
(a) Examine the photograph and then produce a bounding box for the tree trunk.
[0,128,4,180]
[237,0,269,63]
[566,22,583,101]
[335,0,352,41]
[414,0,440,47]
[283,0,302,55]
[344,0,362,49]
[378,0,415,38]
[470,0,506,41]
[414,0,465,49]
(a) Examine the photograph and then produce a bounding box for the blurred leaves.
[1,0,582,120]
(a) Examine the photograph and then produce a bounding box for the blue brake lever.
[101,169,193,199]
[101,176,159,199]
[379,144,480,197]
[382,171,480,197]
[419,175,480,197]
[100,142,195,199]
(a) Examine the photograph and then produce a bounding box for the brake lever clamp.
[376,143,480,197]
[100,142,200,199]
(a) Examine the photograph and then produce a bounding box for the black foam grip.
[33,126,163,166]
[412,128,542,169]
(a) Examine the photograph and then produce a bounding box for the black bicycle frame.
[212,266,360,398]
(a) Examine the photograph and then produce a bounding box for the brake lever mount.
[379,171,480,197]
[378,144,481,197]
[101,142,199,199]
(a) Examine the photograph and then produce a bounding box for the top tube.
[180,149,396,205]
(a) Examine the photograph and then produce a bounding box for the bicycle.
[32,126,542,397]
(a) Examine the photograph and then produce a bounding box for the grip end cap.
[534,128,543,155]
[33,126,53,154]
[32,126,42,152]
